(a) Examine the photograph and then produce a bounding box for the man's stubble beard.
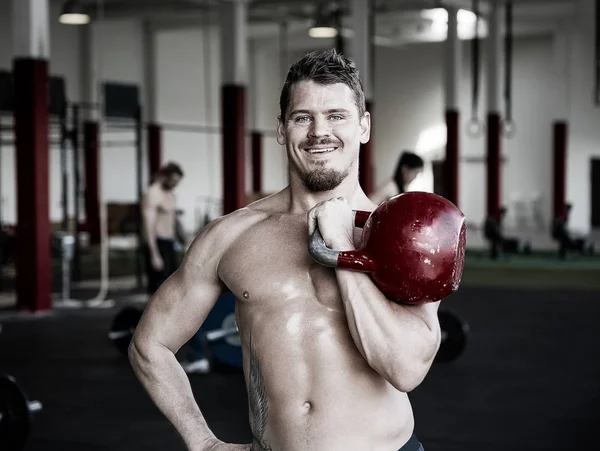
[301,161,349,192]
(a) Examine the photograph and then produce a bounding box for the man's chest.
[155,193,176,215]
[218,219,341,307]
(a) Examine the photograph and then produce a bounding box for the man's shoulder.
[187,190,288,255]
[145,183,163,199]
[199,207,268,245]
[245,190,289,213]
[217,206,268,230]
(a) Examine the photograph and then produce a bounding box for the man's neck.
[153,181,170,193]
[286,170,374,214]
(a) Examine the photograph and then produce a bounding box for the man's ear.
[277,115,286,145]
[360,111,371,144]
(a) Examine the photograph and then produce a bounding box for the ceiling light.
[59,0,91,25]
[309,26,338,38]
[308,6,339,38]
[421,8,477,26]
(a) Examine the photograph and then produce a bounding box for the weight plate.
[435,310,469,364]
[0,374,31,451]
[203,293,242,368]
[109,306,143,355]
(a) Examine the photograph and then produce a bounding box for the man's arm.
[142,189,160,258]
[335,268,441,393]
[308,198,440,393]
[129,215,242,450]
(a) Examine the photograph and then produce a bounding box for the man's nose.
[308,117,331,138]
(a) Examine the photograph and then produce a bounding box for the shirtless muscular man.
[130,49,440,451]
[142,162,184,294]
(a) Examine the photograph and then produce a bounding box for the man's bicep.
[135,262,223,353]
[142,194,158,215]
[405,300,441,333]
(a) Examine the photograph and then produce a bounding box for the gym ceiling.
[54,0,577,51]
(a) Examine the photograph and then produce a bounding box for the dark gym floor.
[1,286,599,451]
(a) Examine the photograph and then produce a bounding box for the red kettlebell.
[309,192,467,304]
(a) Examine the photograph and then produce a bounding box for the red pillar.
[359,100,374,195]
[251,131,263,193]
[444,109,460,205]
[486,113,502,218]
[552,121,568,220]
[14,58,51,312]
[83,121,100,245]
[222,85,246,214]
[147,123,162,178]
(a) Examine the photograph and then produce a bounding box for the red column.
[13,58,51,312]
[147,123,162,178]
[486,113,502,218]
[359,100,374,195]
[222,85,246,214]
[251,131,263,193]
[83,121,100,245]
[552,121,568,220]
[444,109,460,205]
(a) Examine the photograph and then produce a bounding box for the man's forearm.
[129,342,215,450]
[335,269,440,392]
[143,216,160,256]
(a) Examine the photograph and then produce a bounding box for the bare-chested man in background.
[142,162,185,295]
[130,49,441,451]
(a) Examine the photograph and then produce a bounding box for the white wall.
[91,19,145,212]
[371,36,555,231]
[152,28,293,233]
[154,25,223,233]
[251,47,298,195]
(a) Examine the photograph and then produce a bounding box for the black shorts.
[145,237,178,294]
[399,433,424,451]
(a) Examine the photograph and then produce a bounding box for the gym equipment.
[435,310,469,364]
[551,204,595,259]
[467,0,484,138]
[483,208,532,259]
[309,192,467,305]
[502,0,516,138]
[52,232,76,305]
[0,374,43,451]
[201,292,242,368]
[108,293,242,368]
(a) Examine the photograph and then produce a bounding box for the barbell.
[0,374,43,451]
[108,293,243,368]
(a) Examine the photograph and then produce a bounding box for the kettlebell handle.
[308,210,376,272]
[353,210,371,228]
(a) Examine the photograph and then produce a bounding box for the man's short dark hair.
[279,48,366,121]
[158,162,184,178]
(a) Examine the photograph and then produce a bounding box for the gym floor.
[1,285,599,451]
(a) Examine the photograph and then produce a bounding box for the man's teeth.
[307,147,336,154]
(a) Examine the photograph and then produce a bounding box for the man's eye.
[295,116,311,123]
[329,115,344,121]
